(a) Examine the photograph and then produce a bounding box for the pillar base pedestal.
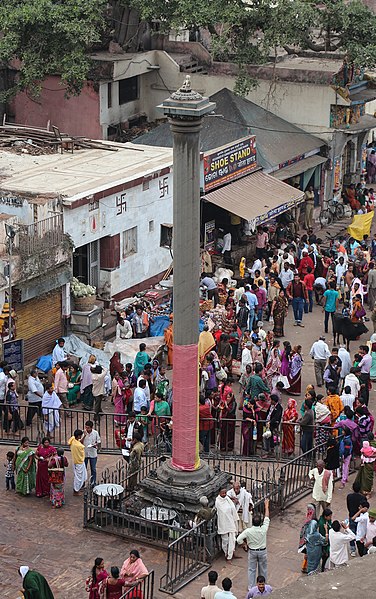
[137,458,230,514]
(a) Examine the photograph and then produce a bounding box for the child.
[136,406,149,445]
[342,301,351,318]
[4,451,15,490]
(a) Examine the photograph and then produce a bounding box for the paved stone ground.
[3,214,375,598]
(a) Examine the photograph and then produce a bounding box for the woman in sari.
[255,392,271,442]
[271,289,289,338]
[67,364,81,406]
[370,339,376,382]
[298,503,317,573]
[265,340,281,389]
[198,326,216,365]
[354,440,376,495]
[13,437,36,496]
[221,303,235,335]
[219,386,236,451]
[120,550,148,592]
[86,557,108,599]
[113,374,126,426]
[99,566,125,599]
[282,398,298,456]
[280,341,292,378]
[110,352,123,378]
[315,396,332,446]
[217,278,229,305]
[217,334,233,376]
[288,345,303,395]
[242,396,257,456]
[239,364,252,397]
[48,447,68,508]
[305,520,328,575]
[36,437,56,498]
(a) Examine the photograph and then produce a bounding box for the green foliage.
[0,0,107,99]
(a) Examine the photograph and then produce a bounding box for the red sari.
[219,384,236,451]
[282,398,298,456]
[36,444,56,497]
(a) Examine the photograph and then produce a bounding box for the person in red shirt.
[298,249,314,279]
[199,395,214,452]
[303,266,315,313]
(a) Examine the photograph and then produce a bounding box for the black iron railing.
[119,570,154,599]
[0,405,332,462]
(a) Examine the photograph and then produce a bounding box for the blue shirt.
[323,289,339,312]
[246,585,273,598]
[245,291,258,310]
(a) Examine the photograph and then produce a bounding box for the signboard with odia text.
[203,136,257,191]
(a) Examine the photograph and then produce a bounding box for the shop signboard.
[204,220,216,250]
[3,338,24,371]
[203,136,257,191]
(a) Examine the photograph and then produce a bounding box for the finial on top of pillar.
[157,76,216,119]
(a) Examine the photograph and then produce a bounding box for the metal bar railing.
[0,405,337,461]
[119,570,154,599]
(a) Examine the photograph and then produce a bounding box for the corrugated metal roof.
[205,170,304,224]
[271,155,327,180]
[134,88,325,171]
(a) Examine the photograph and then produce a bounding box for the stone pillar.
[158,77,215,471]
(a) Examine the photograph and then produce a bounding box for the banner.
[203,136,257,191]
[347,212,374,241]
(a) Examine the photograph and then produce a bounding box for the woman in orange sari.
[282,398,299,456]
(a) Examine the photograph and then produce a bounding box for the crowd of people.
[6,208,376,598]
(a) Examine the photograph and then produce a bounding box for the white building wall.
[63,171,173,295]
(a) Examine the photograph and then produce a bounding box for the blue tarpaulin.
[149,315,170,337]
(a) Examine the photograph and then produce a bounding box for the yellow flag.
[347,211,374,241]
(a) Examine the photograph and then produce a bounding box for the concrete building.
[0,143,173,307]
[0,155,72,362]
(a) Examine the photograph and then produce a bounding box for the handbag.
[216,367,227,381]
[48,468,64,484]
[277,374,290,389]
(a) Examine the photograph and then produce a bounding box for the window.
[142,179,150,191]
[119,76,139,105]
[160,224,173,248]
[122,226,137,258]
[89,198,99,211]
[107,82,112,109]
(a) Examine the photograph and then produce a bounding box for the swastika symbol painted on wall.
[159,177,169,198]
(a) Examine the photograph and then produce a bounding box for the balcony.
[17,214,65,256]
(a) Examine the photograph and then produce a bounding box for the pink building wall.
[11,76,102,139]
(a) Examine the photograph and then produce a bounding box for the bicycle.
[319,197,345,227]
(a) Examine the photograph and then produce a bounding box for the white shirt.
[308,468,333,503]
[344,373,361,398]
[340,392,355,410]
[222,233,232,253]
[52,344,65,367]
[137,375,150,402]
[201,585,222,599]
[336,263,347,285]
[338,347,352,378]
[329,528,356,566]
[310,340,330,360]
[0,371,8,401]
[27,375,44,404]
[355,512,369,541]
[314,277,327,289]
[133,387,149,411]
[116,320,132,339]
[279,268,294,289]
[84,429,101,458]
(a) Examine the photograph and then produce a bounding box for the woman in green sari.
[67,364,81,406]
[14,437,36,496]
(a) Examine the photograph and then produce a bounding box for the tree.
[131,0,376,84]
[0,0,108,101]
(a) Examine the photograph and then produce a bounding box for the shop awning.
[271,154,327,180]
[204,170,304,226]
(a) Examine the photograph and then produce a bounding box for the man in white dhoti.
[42,384,62,435]
[227,481,254,532]
[215,488,239,561]
[68,429,87,495]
